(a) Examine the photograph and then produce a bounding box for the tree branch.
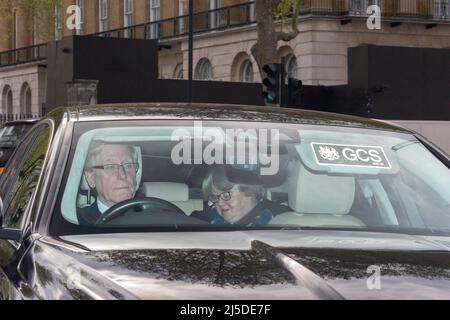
[276,0,301,42]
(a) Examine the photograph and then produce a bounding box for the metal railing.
[0,43,47,68]
[0,114,40,126]
[300,0,450,21]
[89,0,449,42]
[90,1,256,40]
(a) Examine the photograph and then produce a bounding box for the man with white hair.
[78,142,139,225]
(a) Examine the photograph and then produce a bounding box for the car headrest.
[142,182,189,202]
[80,145,143,191]
[288,161,355,215]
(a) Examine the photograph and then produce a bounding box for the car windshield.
[55,120,450,236]
[0,123,34,148]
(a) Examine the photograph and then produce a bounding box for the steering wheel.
[95,197,186,225]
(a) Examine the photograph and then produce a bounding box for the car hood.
[38,230,450,300]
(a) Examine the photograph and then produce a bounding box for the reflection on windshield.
[0,124,33,148]
[56,121,450,236]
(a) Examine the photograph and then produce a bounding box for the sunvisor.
[296,130,400,175]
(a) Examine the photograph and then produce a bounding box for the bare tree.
[251,0,302,77]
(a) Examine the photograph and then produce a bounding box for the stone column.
[67,79,99,107]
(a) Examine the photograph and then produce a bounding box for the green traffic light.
[263,92,276,102]
[262,63,281,104]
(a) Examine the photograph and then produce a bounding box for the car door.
[0,122,52,300]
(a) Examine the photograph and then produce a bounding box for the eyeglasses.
[91,163,139,175]
[208,190,233,204]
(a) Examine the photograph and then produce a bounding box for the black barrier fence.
[44,36,450,121]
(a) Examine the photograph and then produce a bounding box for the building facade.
[0,0,449,150]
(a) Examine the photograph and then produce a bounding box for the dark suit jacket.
[77,202,102,225]
[191,200,290,226]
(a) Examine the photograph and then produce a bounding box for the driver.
[77,141,139,225]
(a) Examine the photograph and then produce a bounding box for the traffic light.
[287,77,303,106]
[262,63,282,104]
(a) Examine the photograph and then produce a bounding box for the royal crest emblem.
[318,146,340,161]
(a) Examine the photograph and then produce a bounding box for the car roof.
[48,103,412,133]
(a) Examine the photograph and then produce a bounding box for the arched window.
[285,54,298,80]
[278,46,298,84]
[2,85,13,115]
[240,60,254,83]
[195,58,214,80]
[231,52,253,82]
[176,69,184,79]
[173,63,184,79]
[20,83,32,115]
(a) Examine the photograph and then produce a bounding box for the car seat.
[142,182,204,215]
[269,160,366,227]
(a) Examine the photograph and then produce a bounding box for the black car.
[0,119,38,174]
[0,103,449,300]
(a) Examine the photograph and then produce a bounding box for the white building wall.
[159,43,184,79]
[155,19,450,154]
[159,19,450,86]
[0,62,45,115]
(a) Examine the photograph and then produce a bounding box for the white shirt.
[97,199,109,214]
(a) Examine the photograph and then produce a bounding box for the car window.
[0,131,36,199]
[0,123,34,148]
[53,121,450,236]
[0,124,51,230]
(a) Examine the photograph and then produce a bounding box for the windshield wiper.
[392,140,420,151]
